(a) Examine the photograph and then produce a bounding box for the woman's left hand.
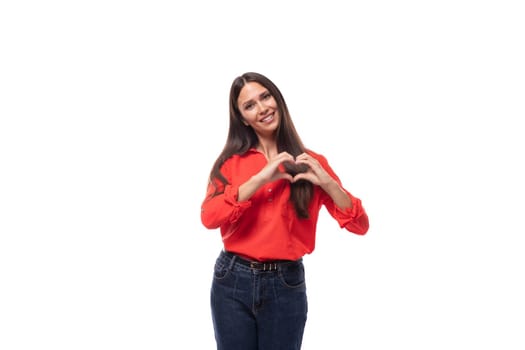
[293,152,353,209]
[292,153,334,187]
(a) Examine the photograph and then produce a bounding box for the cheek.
[241,111,257,124]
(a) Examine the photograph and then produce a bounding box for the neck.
[256,139,277,160]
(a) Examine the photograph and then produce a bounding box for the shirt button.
[268,188,272,192]
[268,198,273,202]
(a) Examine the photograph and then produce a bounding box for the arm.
[200,181,252,229]
[201,152,295,229]
[324,189,369,235]
[293,152,352,210]
[317,176,353,210]
[293,152,369,235]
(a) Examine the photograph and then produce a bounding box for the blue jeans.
[210,250,308,350]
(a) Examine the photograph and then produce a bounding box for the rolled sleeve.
[327,193,369,235]
[223,184,252,224]
[201,183,252,229]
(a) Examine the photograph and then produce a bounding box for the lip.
[259,113,274,123]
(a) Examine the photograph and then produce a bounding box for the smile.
[260,114,274,123]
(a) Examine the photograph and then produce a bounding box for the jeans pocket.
[278,262,306,288]
[213,260,230,280]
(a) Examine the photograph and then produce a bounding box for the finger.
[295,157,315,168]
[278,172,294,182]
[274,151,295,162]
[293,173,317,184]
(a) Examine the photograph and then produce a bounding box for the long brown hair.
[208,72,313,218]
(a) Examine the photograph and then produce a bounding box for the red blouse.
[201,149,369,261]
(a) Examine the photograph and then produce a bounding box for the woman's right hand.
[237,152,295,201]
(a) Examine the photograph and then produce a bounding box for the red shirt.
[201,149,369,261]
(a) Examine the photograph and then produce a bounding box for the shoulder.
[221,149,260,169]
[227,149,259,162]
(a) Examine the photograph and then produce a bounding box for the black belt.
[224,251,294,272]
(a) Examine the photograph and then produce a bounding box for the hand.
[255,152,295,184]
[292,153,334,187]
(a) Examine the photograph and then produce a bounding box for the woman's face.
[237,82,280,137]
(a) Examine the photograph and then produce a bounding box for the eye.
[262,92,272,100]
[244,102,255,110]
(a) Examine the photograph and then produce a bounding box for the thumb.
[292,173,307,183]
[278,172,294,182]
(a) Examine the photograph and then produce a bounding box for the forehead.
[237,82,268,104]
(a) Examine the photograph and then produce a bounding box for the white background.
[1,1,524,349]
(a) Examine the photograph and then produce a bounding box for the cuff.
[224,184,252,223]
[333,196,360,227]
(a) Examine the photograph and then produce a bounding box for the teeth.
[261,114,273,122]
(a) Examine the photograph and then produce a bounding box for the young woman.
[200,72,369,349]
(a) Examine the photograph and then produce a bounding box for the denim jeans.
[210,250,308,350]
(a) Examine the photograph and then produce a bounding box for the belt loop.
[227,253,237,270]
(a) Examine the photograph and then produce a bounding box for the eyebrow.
[241,90,270,108]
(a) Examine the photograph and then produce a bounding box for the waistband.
[222,250,300,272]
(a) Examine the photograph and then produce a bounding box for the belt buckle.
[250,261,277,271]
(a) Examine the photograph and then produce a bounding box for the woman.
[200,72,369,350]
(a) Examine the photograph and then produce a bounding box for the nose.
[256,100,268,114]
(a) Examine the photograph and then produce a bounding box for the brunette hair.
[208,72,313,218]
